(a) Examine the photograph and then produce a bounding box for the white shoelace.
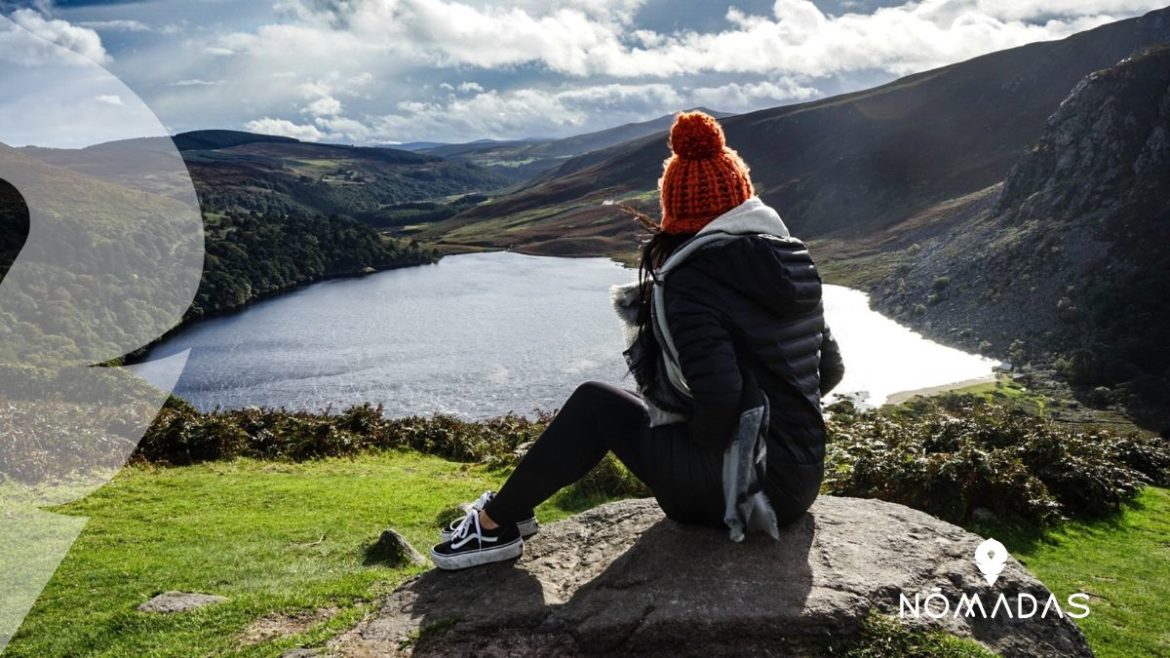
[450,508,482,544]
[447,491,493,532]
[469,490,493,511]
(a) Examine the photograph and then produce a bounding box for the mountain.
[392,141,450,151]
[419,7,1170,257]
[172,130,299,151]
[0,141,206,363]
[2,139,441,353]
[867,42,1170,429]
[177,132,515,218]
[21,130,512,220]
[20,137,200,200]
[410,108,731,183]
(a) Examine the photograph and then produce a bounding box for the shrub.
[565,453,651,501]
[135,401,552,467]
[823,394,1170,526]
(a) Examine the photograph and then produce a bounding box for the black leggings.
[484,381,726,527]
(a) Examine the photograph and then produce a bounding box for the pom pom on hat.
[669,112,726,160]
[658,110,754,234]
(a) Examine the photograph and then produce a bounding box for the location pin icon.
[975,538,1008,586]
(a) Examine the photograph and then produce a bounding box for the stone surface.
[367,528,428,568]
[137,591,227,614]
[331,497,1092,657]
[281,650,322,658]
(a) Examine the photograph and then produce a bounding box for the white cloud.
[41,0,1168,143]
[370,82,687,141]
[304,95,343,116]
[925,0,1166,22]
[171,79,222,87]
[94,94,124,106]
[689,79,821,110]
[243,117,324,141]
[241,78,823,144]
[2,8,109,65]
[315,115,372,142]
[212,0,1166,80]
[79,20,150,33]
[609,0,1146,78]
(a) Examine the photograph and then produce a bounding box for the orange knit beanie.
[658,111,754,234]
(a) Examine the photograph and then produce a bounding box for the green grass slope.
[5,451,1165,657]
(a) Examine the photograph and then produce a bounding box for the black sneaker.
[438,491,539,542]
[430,509,524,570]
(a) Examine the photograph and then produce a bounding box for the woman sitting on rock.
[431,110,845,570]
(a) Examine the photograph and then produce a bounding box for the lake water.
[133,251,998,418]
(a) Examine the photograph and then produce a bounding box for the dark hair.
[620,204,696,330]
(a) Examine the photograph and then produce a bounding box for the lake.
[133,251,998,418]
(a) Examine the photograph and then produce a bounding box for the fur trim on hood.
[611,280,642,347]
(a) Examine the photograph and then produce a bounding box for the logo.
[974,537,1007,586]
[898,536,1091,621]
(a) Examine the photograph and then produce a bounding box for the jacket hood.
[696,196,790,240]
[679,198,820,319]
[611,196,808,328]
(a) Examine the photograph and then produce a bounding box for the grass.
[815,248,908,289]
[950,374,1051,415]
[972,486,1170,658]
[4,451,588,658]
[6,451,1168,656]
[828,612,995,658]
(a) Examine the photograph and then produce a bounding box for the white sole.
[439,518,539,543]
[430,537,524,570]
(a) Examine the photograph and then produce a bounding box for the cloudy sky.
[1,0,1166,146]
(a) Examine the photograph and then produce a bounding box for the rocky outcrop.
[138,591,227,614]
[995,43,1170,221]
[869,42,1170,426]
[366,528,427,568]
[331,497,1092,657]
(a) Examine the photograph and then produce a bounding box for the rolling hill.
[22,130,513,221]
[410,108,731,183]
[417,6,1170,258]
[4,139,441,351]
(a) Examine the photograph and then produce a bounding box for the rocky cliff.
[329,498,1091,657]
[871,43,1170,428]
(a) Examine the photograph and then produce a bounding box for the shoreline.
[123,257,441,366]
[883,374,998,406]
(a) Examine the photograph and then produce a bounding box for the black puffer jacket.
[663,230,845,517]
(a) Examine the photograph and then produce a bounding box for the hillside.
[22,131,512,221]
[0,142,203,364]
[418,6,1170,257]
[3,141,441,357]
[182,136,513,220]
[172,130,299,151]
[412,108,730,183]
[867,43,1170,430]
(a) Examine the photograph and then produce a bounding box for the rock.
[365,528,427,567]
[137,591,227,614]
[332,497,1092,657]
[281,650,322,658]
[971,507,999,523]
